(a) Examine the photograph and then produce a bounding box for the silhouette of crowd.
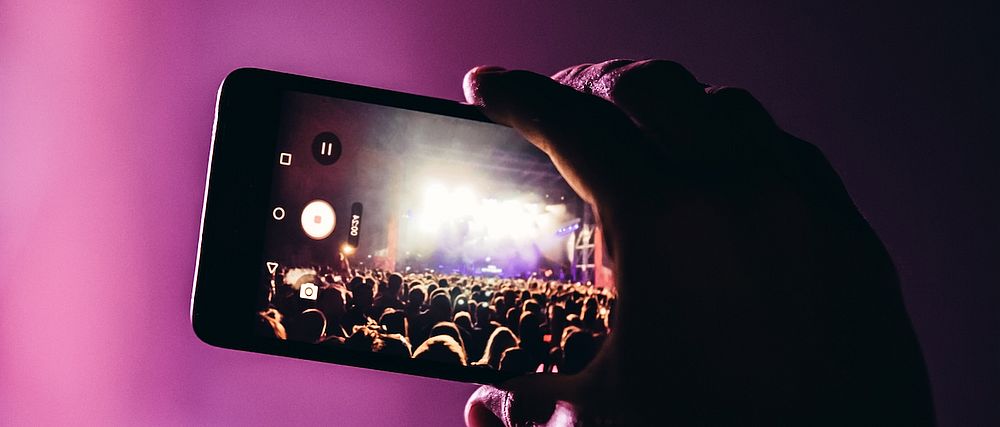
[257,265,615,374]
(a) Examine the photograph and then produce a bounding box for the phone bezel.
[191,68,513,385]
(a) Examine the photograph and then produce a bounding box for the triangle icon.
[266,262,278,275]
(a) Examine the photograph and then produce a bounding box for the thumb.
[465,374,581,427]
[462,66,645,211]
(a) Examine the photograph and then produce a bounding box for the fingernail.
[463,66,507,105]
[474,65,507,74]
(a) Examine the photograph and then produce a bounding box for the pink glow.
[2,1,994,425]
[0,1,479,424]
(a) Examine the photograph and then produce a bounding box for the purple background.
[2,1,996,425]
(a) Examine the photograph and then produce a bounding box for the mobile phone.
[192,68,606,384]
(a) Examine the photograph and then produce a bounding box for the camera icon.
[299,282,318,300]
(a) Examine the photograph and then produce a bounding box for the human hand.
[462,60,933,426]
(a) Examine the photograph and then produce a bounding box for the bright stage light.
[415,182,556,241]
[341,243,355,255]
[418,182,482,232]
[453,186,476,217]
[424,182,447,199]
[402,179,576,274]
[545,204,566,215]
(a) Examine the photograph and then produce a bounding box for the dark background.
[2,1,996,425]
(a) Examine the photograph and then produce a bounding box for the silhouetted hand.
[462,60,933,426]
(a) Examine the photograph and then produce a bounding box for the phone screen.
[213,76,616,378]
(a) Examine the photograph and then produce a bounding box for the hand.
[462,60,933,426]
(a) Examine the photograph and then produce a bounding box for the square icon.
[279,152,292,166]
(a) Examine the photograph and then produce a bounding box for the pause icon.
[311,132,342,165]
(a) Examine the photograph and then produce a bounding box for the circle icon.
[312,132,342,165]
[272,207,285,220]
[301,199,336,240]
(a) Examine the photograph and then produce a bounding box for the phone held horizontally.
[192,68,617,384]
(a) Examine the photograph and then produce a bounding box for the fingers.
[553,59,634,96]
[551,59,708,137]
[609,60,708,137]
[547,60,779,150]
[550,63,592,83]
[465,374,580,427]
[702,86,799,186]
[705,86,778,141]
[463,66,645,211]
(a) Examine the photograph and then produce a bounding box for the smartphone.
[192,68,603,384]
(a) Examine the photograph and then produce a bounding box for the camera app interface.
[257,91,616,374]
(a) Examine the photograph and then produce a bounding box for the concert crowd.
[257,263,615,375]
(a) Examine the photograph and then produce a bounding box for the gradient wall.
[2,1,996,425]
